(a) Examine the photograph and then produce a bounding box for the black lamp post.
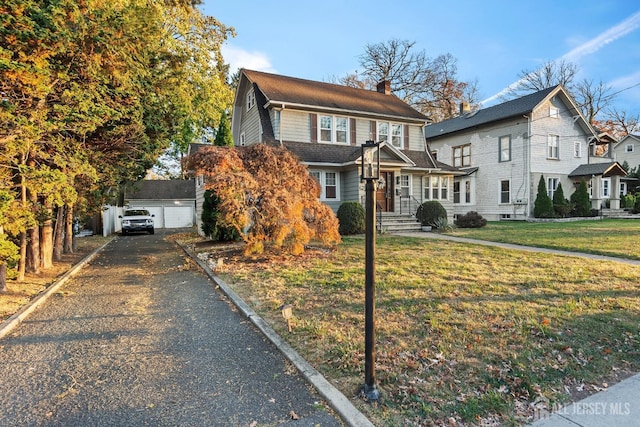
[361,140,380,401]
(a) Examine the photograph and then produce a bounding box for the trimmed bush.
[455,211,487,228]
[570,179,591,217]
[337,201,365,235]
[416,201,447,228]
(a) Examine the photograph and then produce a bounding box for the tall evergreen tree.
[534,176,554,218]
[214,112,233,146]
[552,182,571,218]
[570,180,592,217]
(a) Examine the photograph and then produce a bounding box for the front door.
[376,171,394,212]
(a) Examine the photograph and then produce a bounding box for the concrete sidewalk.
[395,231,640,427]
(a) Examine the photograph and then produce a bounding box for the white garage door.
[130,206,164,228]
[164,206,194,228]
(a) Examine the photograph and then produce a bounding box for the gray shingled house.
[215,68,460,233]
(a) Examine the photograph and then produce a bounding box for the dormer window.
[247,91,256,110]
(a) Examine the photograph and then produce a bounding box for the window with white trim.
[400,175,410,197]
[240,132,246,146]
[574,141,581,158]
[602,178,610,198]
[625,144,634,153]
[454,180,471,204]
[376,121,403,148]
[550,106,559,118]
[247,91,255,110]
[424,176,448,201]
[547,177,559,199]
[310,171,340,200]
[547,134,559,159]
[318,115,349,143]
[500,180,510,204]
[453,144,471,167]
[499,135,511,162]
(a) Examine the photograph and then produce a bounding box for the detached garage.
[124,180,196,229]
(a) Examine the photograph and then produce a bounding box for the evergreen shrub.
[455,211,487,228]
[416,201,447,228]
[337,201,365,235]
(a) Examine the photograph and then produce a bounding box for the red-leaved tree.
[188,144,341,255]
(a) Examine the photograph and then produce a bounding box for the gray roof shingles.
[126,180,195,200]
[243,69,429,122]
[424,86,558,140]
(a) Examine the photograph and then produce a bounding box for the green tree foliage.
[214,111,234,146]
[201,190,240,242]
[416,201,447,227]
[0,0,234,281]
[534,176,554,218]
[570,179,592,217]
[552,183,571,218]
[337,202,365,235]
[188,144,341,255]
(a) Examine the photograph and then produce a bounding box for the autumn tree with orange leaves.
[188,144,341,256]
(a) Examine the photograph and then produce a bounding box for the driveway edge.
[0,238,115,340]
[178,242,374,427]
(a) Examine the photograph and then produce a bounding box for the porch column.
[610,175,621,209]
[590,176,601,210]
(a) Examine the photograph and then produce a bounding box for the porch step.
[602,208,640,218]
[377,213,422,233]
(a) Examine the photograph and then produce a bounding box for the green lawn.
[200,230,640,426]
[446,219,640,260]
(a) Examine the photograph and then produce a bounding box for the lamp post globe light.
[360,140,380,401]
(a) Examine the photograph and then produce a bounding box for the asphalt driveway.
[0,230,343,426]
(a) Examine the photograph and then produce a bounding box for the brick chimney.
[377,80,391,95]
[459,102,470,115]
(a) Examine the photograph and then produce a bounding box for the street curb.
[178,242,375,427]
[0,238,115,341]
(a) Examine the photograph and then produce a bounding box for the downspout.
[524,114,531,218]
[279,103,285,146]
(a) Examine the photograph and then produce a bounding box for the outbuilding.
[124,180,196,229]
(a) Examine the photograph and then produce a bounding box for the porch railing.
[399,195,422,216]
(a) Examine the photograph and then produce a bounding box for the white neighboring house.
[123,180,196,229]
[611,134,640,195]
[425,85,626,220]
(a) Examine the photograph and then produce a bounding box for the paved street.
[0,230,343,426]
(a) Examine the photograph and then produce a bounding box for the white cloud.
[482,10,640,106]
[561,11,640,62]
[608,70,640,90]
[222,44,277,74]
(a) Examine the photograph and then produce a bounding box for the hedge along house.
[229,69,461,232]
[424,85,627,221]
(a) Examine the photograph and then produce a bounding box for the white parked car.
[119,209,155,235]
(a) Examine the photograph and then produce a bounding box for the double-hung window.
[547,177,559,199]
[336,117,348,143]
[574,142,582,158]
[548,134,559,159]
[500,180,510,204]
[626,144,634,153]
[377,122,403,148]
[247,91,255,110]
[499,135,511,162]
[320,116,333,142]
[391,124,402,148]
[310,171,339,200]
[453,144,471,167]
[424,176,448,200]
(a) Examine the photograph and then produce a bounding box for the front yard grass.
[446,219,640,260]
[199,234,640,426]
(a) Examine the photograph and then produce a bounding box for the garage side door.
[164,206,194,228]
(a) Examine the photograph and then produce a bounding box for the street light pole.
[361,140,380,401]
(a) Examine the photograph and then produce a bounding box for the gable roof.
[125,180,195,200]
[614,134,640,149]
[241,69,429,123]
[424,85,598,141]
[568,161,627,178]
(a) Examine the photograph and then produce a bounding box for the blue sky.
[200,0,640,117]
